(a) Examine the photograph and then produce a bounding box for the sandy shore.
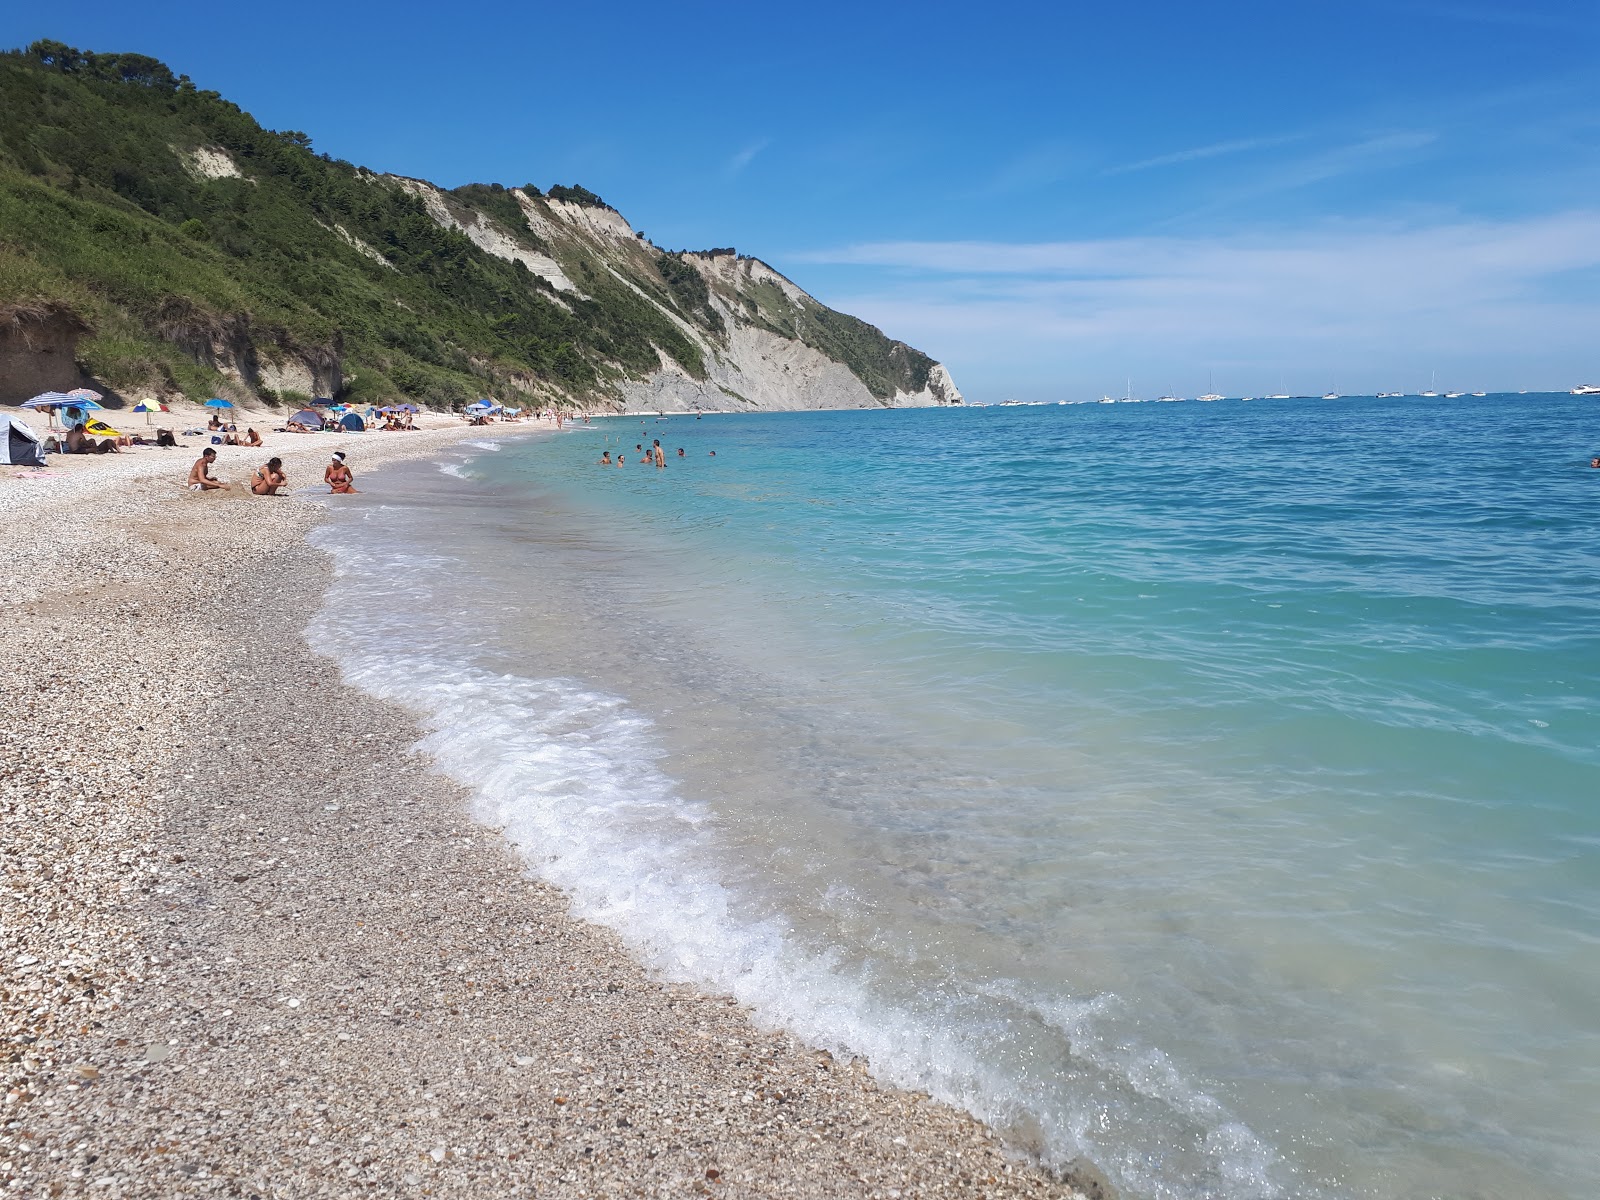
[0,406,1098,1199]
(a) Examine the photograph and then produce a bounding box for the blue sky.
[8,1,1599,398]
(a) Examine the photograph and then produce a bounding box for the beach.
[0,409,1094,1199]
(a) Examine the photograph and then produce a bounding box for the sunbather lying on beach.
[251,457,287,495]
[325,451,358,493]
[187,447,229,491]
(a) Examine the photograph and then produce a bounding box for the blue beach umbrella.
[310,397,336,408]
[204,398,234,409]
[21,392,77,409]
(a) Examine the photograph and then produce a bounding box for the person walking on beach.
[251,457,288,495]
[325,451,358,494]
[187,447,228,491]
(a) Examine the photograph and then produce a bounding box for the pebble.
[0,415,1093,1199]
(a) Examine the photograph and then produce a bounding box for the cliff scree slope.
[0,41,962,411]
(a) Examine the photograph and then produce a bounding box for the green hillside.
[0,41,939,410]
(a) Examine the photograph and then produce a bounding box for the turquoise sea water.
[312,395,1599,1200]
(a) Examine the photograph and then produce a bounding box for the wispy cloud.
[1102,134,1305,176]
[793,212,1600,395]
[722,138,771,180]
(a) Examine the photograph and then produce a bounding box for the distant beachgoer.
[1592,456,1600,468]
[325,451,358,493]
[187,447,228,491]
[599,451,612,464]
[251,456,287,495]
[677,447,685,457]
[244,427,263,447]
[652,439,665,467]
[617,455,625,466]
[207,415,221,431]
[708,450,716,456]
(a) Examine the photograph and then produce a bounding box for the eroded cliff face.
[393,178,964,413]
[0,303,87,405]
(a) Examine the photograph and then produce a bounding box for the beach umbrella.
[132,398,166,425]
[310,397,336,408]
[66,387,103,403]
[204,398,234,409]
[399,404,419,413]
[21,391,77,408]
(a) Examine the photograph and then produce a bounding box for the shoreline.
[0,417,1096,1198]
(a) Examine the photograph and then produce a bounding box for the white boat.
[1156,395,1181,403]
[1098,396,1117,404]
[1571,384,1600,395]
[1377,391,1402,398]
[1445,391,1464,398]
[1198,393,1223,402]
[1420,371,1439,397]
[1266,394,1291,400]
[1470,392,1486,397]
[1322,392,1340,400]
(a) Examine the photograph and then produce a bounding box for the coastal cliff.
[0,42,961,413]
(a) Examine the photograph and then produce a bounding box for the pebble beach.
[0,407,1095,1200]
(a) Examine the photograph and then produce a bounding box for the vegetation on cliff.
[0,41,943,408]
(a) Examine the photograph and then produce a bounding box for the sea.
[308,394,1599,1200]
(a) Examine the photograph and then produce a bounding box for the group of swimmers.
[598,437,717,468]
[186,447,358,495]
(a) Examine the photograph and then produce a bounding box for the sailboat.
[1420,371,1439,398]
[1198,371,1223,402]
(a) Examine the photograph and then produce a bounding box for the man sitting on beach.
[251,457,287,495]
[187,447,229,491]
[325,451,358,493]
[66,422,116,454]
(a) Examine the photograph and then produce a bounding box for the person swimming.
[599,450,612,464]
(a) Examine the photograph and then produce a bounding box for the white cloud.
[722,138,771,179]
[793,212,1600,396]
[1102,134,1305,175]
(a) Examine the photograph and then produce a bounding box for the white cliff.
[396,182,963,413]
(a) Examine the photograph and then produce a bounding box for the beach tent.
[2,415,45,466]
[288,408,322,426]
[339,413,365,432]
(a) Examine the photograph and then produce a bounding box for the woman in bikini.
[251,457,287,495]
[325,451,358,494]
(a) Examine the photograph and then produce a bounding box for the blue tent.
[339,413,365,432]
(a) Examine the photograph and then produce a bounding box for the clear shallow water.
[311,396,1600,1200]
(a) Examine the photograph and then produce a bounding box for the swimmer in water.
[677,447,685,457]
[599,450,612,465]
